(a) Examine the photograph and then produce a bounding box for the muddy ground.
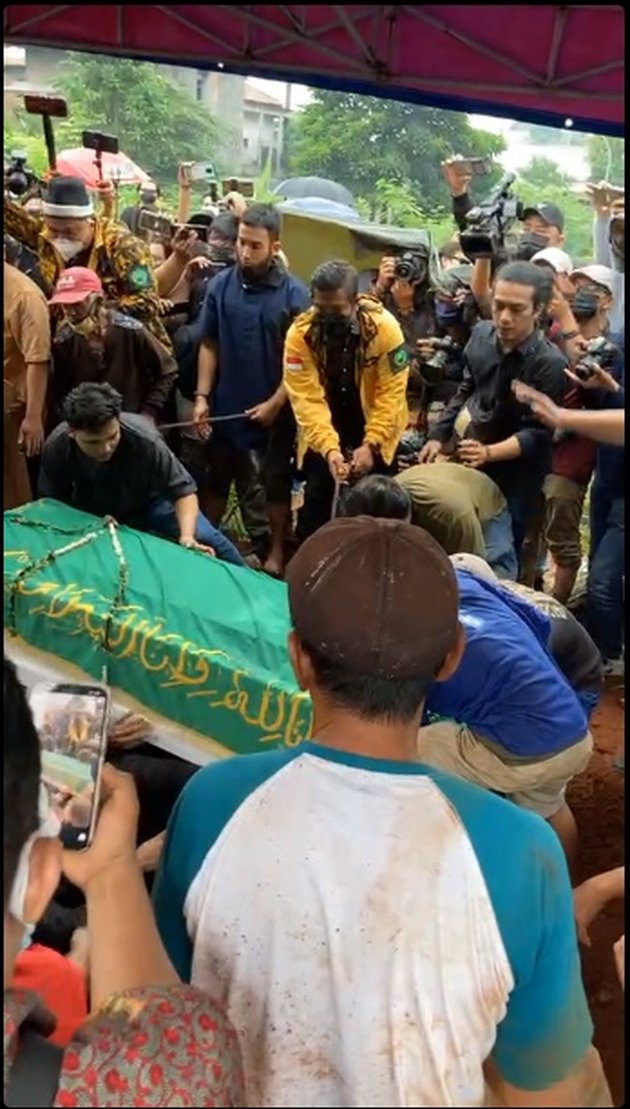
[568,686,624,1105]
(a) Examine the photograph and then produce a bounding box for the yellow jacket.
[283,297,409,465]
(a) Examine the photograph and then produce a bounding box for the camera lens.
[7,170,28,197]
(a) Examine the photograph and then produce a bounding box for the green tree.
[287,90,505,215]
[53,53,224,184]
[355,179,452,243]
[519,156,570,191]
[3,130,49,177]
[587,135,625,187]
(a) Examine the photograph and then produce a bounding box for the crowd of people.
[3,150,624,1106]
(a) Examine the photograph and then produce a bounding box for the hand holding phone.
[30,682,110,851]
[62,765,140,889]
[138,209,173,239]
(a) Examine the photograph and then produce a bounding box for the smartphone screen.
[138,209,173,238]
[29,683,110,851]
[191,161,217,182]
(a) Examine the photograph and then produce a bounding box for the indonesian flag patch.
[285,356,304,373]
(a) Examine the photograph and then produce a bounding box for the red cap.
[49,267,103,305]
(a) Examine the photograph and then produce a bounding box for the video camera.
[573,336,619,383]
[6,150,39,198]
[394,250,429,284]
[417,336,462,386]
[460,172,524,261]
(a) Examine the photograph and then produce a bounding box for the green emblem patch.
[389,344,410,374]
[128,264,152,291]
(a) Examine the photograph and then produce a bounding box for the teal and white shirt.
[154,743,592,1108]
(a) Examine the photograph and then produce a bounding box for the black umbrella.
[273,176,355,207]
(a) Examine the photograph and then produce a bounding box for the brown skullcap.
[286,517,459,679]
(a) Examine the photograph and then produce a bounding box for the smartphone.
[138,209,173,238]
[82,130,119,156]
[29,682,110,851]
[24,94,68,119]
[222,177,255,198]
[191,160,217,182]
[457,157,493,177]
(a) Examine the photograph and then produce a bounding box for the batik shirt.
[4,984,244,1107]
[4,198,171,351]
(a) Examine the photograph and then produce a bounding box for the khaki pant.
[418,721,593,818]
[543,473,588,571]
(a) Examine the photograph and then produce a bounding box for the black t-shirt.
[38,413,196,526]
[322,329,365,451]
[549,613,604,695]
[433,322,568,498]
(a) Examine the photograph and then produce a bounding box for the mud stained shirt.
[154,745,592,1108]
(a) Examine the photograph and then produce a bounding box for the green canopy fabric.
[280,208,439,284]
[4,500,312,758]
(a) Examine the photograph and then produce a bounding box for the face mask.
[69,314,103,340]
[516,232,549,261]
[20,924,36,952]
[435,301,462,325]
[319,315,352,342]
[52,238,85,263]
[9,785,60,929]
[572,290,600,321]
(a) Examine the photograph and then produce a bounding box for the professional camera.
[6,150,38,198]
[417,336,461,385]
[573,336,619,382]
[460,172,524,261]
[394,251,428,283]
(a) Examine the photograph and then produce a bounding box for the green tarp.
[280,209,440,284]
[4,500,312,758]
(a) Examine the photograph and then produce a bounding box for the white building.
[242,81,291,176]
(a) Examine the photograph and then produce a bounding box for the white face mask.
[9,784,60,929]
[52,238,85,263]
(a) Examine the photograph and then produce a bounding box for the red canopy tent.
[4,5,624,136]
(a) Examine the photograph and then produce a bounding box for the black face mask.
[516,232,549,261]
[572,290,600,321]
[318,314,353,342]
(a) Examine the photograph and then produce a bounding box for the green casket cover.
[4,500,312,757]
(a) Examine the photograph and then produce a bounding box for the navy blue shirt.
[198,263,309,450]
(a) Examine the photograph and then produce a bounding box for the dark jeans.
[504,488,539,573]
[587,485,624,660]
[142,499,245,566]
[297,451,395,542]
[482,507,518,580]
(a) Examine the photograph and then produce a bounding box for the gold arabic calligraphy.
[4,571,313,752]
